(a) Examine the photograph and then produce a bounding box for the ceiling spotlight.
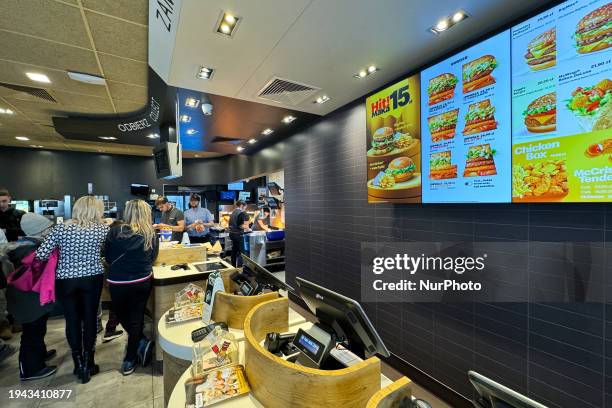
[452,11,466,23]
[15,136,29,141]
[201,94,213,116]
[261,128,274,135]
[354,65,379,79]
[197,66,214,80]
[282,115,296,124]
[368,65,377,73]
[180,115,191,123]
[26,72,51,83]
[248,138,257,144]
[186,129,198,135]
[99,136,117,140]
[185,97,200,108]
[147,133,159,139]
[30,144,44,148]
[314,95,330,104]
[0,108,14,115]
[358,70,367,78]
[430,11,468,34]
[237,146,244,152]
[217,11,240,37]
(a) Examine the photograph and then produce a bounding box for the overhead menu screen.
[420,31,513,203]
[511,0,612,202]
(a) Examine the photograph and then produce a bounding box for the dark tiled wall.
[282,102,612,408]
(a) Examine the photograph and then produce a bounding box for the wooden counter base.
[243,297,382,408]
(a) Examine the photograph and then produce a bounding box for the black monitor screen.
[241,254,294,292]
[131,184,150,196]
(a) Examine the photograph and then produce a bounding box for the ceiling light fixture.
[201,94,213,116]
[185,97,200,108]
[67,71,106,85]
[237,146,244,152]
[30,144,44,148]
[186,129,198,135]
[282,115,296,124]
[197,66,214,80]
[430,10,468,34]
[216,11,240,37]
[180,115,191,123]
[261,128,274,135]
[0,108,14,115]
[354,65,379,79]
[248,138,257,144]
[99,136,117,140]
[15,136,29,141]
[26,72,51,83]
[147,133,159,139]
[314,95,330,104]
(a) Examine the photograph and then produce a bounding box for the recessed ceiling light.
[186,129,198,135]
[67,71,106,85]
[26,72,50,83]
[261,128,274,135]
[15,136,29,141]
[185,97,200,108]
[99,136,117,140]
[180,115,191,123]
[430,11,468,34]
[30,144,44,148]
[147,133,159,139]
[355,66,379,79]
[282,115,296,124]
[358,70,367,78]
[368,65,377,73]
[237,146,244,152]
[0,108,14,115]
[217,11,240,37]
[197,66,214,80]
[248,138,257,144]
[314,95,330,104]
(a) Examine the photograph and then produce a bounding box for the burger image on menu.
[428,109,459,142]
[427,73,458,105]
[525,27,556,71]
[462,55,498,93]
[462,99,498,135]
[574,3,612,54]
[429,151,457,180]
[463,144,497,177]
[384,157,416,183]
[368,127,395,156]
[523,92,556,133]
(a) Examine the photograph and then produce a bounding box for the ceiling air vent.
[0,82,57,103]
[256,77,320,106]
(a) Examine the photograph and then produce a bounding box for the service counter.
[151,257,240,361]
[166,298,395,408]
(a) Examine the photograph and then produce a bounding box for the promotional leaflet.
[511,0,612,202]
[420,31,512,203]
[366,75,422,203]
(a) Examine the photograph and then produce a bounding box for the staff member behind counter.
[184,194,214,244]
[252,207,272,232]
[228,200,250,267]
[0,189,25,242]
[153,196,184,242]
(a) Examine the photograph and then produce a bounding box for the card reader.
[294,326,333,368]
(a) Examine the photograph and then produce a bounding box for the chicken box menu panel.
[420,31,512,203]
[511,0,612,202]
[366,75,422,203]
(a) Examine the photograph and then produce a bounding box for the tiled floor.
[0,312,163,408]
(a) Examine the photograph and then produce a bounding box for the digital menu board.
[511,0,612,202]
[420,31,513,203]
[366,75,422,203]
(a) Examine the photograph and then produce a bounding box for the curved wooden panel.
[211,291,278,329]
[244,298,381,408]
[366,377,412,408]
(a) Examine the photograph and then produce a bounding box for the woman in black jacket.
[104,199,158,375]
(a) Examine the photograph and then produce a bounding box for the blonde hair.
[70,196,104,227]
[123,199,155,250]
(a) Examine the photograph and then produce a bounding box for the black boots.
[72,350,99,384]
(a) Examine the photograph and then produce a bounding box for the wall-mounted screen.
[220,191,236,201]
[365,0,612,204]
[238,191,251,201]
[228,182,244,191]
[366,75,422,203]
[420,30,512,203]
[511,0,612,202]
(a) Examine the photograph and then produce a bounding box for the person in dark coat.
[2,213,57,381]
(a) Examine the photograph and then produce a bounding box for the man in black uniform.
[153,196,185,242]
[0,189,25,242]
[228,200,250,267]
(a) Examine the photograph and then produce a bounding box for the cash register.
[232,254,294,296]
